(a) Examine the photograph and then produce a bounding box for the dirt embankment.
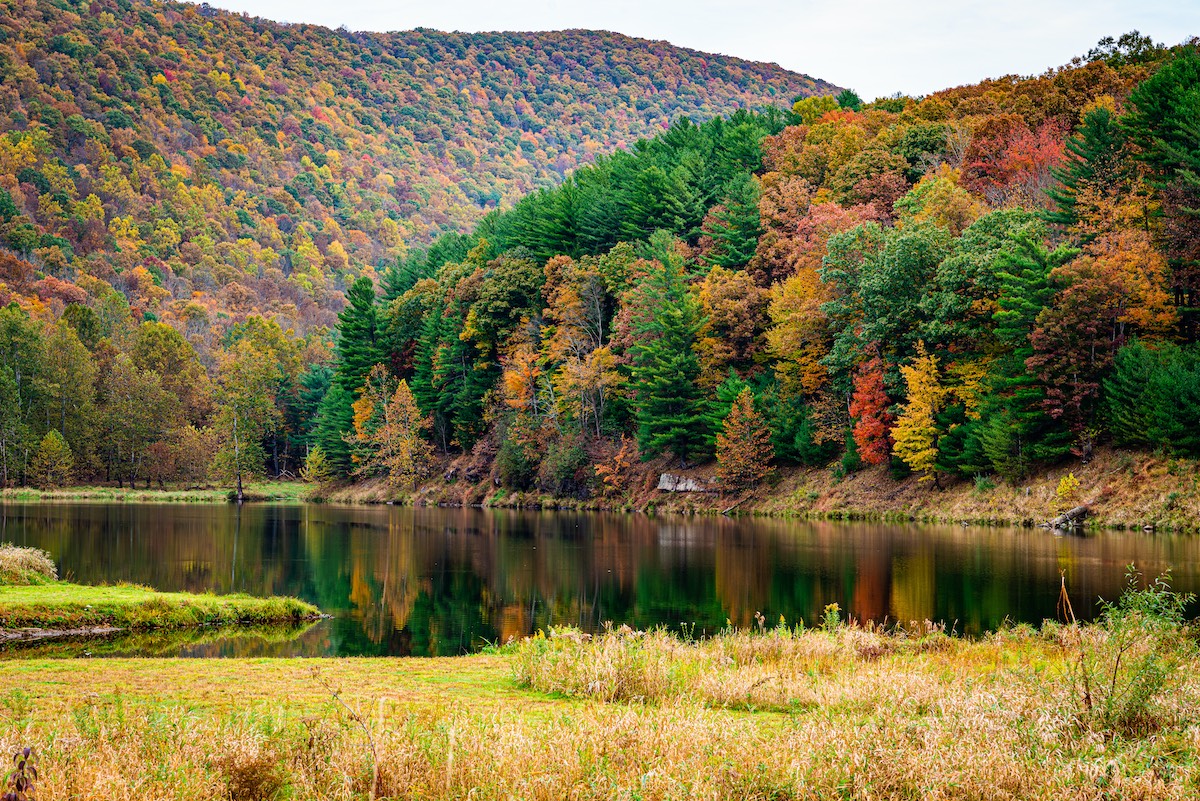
[318,447,1200,531]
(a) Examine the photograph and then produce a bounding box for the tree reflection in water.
[1,503,1196,657]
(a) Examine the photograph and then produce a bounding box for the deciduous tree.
[892,345,948,484]
[30,429,73,488]
[848,353,892,466]
[716,388,774,491]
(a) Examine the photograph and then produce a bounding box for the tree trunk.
[233,409,243,504]
[1045,505,1088,529]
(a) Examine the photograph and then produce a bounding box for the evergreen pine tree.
[312,383,356,476]
[411,308,458,451]
[629,254,710,465]
[703,370,750,445]
[979,237,1078,479]
[381,254,429,304]
[1043,106,1126,233]
[1122,47,1200,189]
[296,364,333,446]
[335,276,382,394]
[701,174,762,268]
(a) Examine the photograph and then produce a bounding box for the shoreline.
[3,447,1196,533]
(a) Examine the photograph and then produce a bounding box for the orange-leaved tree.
[716,388,774,492]
[848,353,893,466]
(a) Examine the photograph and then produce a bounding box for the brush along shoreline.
[4,448,1196,532]
[320,446,1200,532]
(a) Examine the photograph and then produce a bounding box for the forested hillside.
[0,0,828,342]
[312,33,1199,500]
[1,24,1197,501]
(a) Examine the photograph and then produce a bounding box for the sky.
[200,0,1196,99]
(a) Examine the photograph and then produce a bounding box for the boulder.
[657,473,707,492]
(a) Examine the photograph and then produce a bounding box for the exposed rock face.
[657,473,710,492]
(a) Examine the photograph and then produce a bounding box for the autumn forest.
[0,0,1197,503]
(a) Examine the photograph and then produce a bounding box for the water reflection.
[1,503,1197,657]
[0,620,321,659]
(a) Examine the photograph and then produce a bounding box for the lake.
[2,502,1197,657]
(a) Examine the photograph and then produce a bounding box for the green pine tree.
[629,254,710,465]
[411,308,457,451]
[701,173,762,269]
[1043,106,1126,234]
[975,237,1079,479]
[312,382,355,477]
[335,276,382,394]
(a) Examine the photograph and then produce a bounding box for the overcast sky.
[200,0,1195,99]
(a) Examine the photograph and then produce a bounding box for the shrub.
[0,544,57,585]
[593,436,638,498]
[1056,472,1080,509]
[495,436,537,490]
[973,473,996,494]
[1068,567,1197,736]
[839,432,862,476]
[211,729,287,801]
[3,747,36,801]
[537,437,590,497]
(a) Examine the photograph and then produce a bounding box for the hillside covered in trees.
[0,0,830,347]
[0,20,1197,507]
[312,33,1200,502]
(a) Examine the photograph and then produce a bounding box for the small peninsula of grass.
[0,544,320,635]
[0,583,321,632]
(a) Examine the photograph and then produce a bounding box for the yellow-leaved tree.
[892,344,949,486]
[31,430,74,489]
[352,365,435,491]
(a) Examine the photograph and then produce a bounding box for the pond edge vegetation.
[0,544,321,639]
[2,567,1199,799]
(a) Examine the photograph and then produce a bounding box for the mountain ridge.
[0,0,833,334]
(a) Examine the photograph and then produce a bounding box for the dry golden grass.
[0,543,57,586]
[3,617,1200,800]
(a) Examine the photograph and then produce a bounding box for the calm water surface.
[2,502,1198,658]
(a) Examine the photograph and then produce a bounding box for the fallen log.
[1043,504,1088,529]
[721,495,750,516]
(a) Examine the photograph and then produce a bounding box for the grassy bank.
[0,619,321,658]
[0,582,320,632]
[0,481,310,504]
[2,543,319,634]
[1,597,1197,799]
